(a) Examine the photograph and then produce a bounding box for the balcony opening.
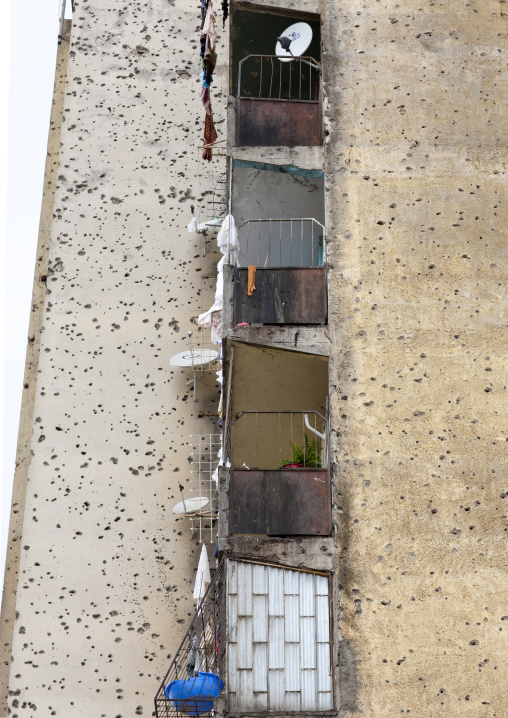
[230,160,327,325]
[232,7,322,147]
[226,343,331,536]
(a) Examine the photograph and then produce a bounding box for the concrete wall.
[5,0,508,716]
[323,1,508,716]
[0,24,72,716]
[1,2,228,716]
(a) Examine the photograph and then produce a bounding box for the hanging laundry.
[199,86,212,114]
[221,0,229,28]
[200,52,217,88]
[210,311,223,344]
[200,0,210,26]
[202,112,217,162]
[198,254,226,326]
[247,266,256,296]
[202,0,217,51]
[216,214,238,264]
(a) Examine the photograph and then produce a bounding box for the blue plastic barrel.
[165,672,224,716]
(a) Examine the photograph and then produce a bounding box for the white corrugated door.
[227,560,333,712]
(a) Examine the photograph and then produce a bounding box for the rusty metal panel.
[230,470,268,534]
[267,470,331,536]
[233,268,327,325]
[237,98,322,147]
[231,469,331,536]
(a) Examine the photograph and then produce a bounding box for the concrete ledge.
[224,535,335,572]
[228,325,330,355]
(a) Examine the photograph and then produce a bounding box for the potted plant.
[276,433,322,469]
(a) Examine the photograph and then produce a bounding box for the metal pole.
[179,483,187,514]
[58,0,66,38]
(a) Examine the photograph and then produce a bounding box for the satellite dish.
[169,349,219,368]
[276,22,313,62]
[172,496,210,515]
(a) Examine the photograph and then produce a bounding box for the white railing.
[231,410,328,470]
[238,54,321,102]
[236,218,325,268]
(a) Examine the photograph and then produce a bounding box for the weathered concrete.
[0,24,72,716]
[2,3,227,716]
[6,0,508,716]
[227,325,331,356]
[323,1,508,716]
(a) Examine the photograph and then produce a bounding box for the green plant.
[276,433,322,469]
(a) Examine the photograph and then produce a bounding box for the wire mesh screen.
[186,326,221,372]
[237,218,325,268]
[231,411,327,470]
[186,434,222,543]
[238,55,320,102]
[154,559,226,718]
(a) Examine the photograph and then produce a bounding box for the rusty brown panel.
[233,268,327,325]
[230,470,268,534]
[237,98,322,147]
[267,469,331,536]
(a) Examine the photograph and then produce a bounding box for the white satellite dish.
[169,349,219,368]
[173,496,210,515]
[276,22,313,62]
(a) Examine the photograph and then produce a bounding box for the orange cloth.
[247,266,256,296]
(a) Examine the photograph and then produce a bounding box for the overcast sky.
[0,0,73,586]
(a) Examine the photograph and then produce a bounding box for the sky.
[0,0,73,588]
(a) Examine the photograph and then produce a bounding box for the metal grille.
[155,559,226,718]
[231,410,328,470]
[185,434,221,543]
[227,560,334,712]
[237,218,325,268]
[186,326,221,372]
[238,55,321,102]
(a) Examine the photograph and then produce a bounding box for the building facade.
[2,1,507,717]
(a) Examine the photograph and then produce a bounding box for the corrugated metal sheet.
[268,616,285,669]
[237,616,253,669]
[252,643,268,693]
[227,560,333,712]
[252,595,268,643]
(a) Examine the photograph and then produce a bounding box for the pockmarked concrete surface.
[323,1,508,716]
[1,1,227,716]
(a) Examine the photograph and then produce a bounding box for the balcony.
[155,560,226,718]
[232,218,327,326]
[236,54,322,147]
[228,410,331,537]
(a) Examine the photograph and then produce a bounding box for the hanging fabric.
[202,0,217,51]
[198,254,226,326]
[202,112,217,162]
[221,0,229,28]
[216,214,238,264]
[247,266,256,296]
[199,86,212,114]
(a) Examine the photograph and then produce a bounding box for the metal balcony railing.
[238,54,321,102]
[154,559,226,718]
[231,410,328,471]
[236,55,322,147]
[236,218,325,268]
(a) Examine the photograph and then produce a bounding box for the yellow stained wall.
[323,1,508,715]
